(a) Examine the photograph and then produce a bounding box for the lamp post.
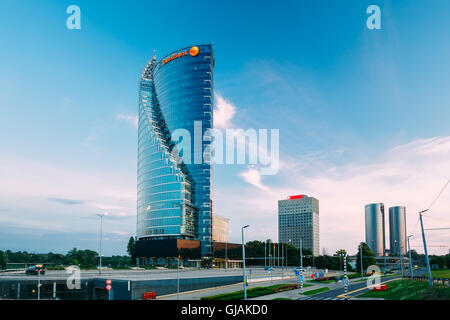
[407,235,413,280]
[287,239,291,268]
[264,240,266,269]
[399,243,404,278]
[277,242,280,268]
[225,241,228,270]
[300,238,303,270]
[177,255,180,300]
[96,212,108,275]
[242,225,250,300]
[360,243,364,280]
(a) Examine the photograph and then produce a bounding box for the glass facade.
[137,45,214,257]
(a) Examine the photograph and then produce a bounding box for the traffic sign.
[106,284,112,291]
[298,276,304,282]
[295,270,299,276]
[342,278,348,285]
[106,279,112,285]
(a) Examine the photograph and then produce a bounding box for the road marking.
[336,277,400,298]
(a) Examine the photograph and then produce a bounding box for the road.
[0,267,339,282]
[297,276,401,300]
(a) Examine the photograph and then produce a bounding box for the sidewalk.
[158,278,299,300]
[247,284,323,300]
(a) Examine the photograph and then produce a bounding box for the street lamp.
[360,242,364,280]
[287,239,291,268]
[96,212,108,275]
[407,235,414,280]
[242,225,250,300]
[300,238,303,270]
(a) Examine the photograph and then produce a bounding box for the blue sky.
[1,0,449,256]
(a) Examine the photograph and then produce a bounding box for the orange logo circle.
[189,46,199,56]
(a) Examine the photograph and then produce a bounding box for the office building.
[278,194,320,256]
[365,203,386,257]
[389,206,407,256]
[212,215,229,243]
[136,44,214,258]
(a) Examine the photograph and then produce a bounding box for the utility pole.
[407,235,413,280]
[242,225,250,299]
[360,243,364,280]
[419,210,433,286]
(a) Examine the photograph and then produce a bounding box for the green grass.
[302,287,330,296]
[141,265,157,269]
[201,283,312,300]
[307,279,336,283]
[111,265,132,270]
[354,274,401,282]
[358,279,450,300]
[429,269,450,278]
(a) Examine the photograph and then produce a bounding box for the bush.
[46,265,65,270]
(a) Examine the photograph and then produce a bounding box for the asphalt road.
[297,276,402,300]
[0,267,339,281]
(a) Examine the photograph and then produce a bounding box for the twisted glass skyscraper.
[137,45,214,257]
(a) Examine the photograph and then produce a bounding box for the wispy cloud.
[116,113,138,129]
[48,197,84,205]
[217,136,450,255]
[239,167,271,192]
[214,93,236,129]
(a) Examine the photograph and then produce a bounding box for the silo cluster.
[364,203,407,256]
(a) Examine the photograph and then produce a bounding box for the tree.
[127,237,136,264]
[0,250,7,270]
[356,242,376,273]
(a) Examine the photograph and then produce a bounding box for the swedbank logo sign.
[162,46,199,66]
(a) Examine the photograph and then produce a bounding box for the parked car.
[25,264,46,275]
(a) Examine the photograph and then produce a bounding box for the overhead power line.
[424,179,450,214]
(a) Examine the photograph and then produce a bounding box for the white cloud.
[0,154,136,240]
[239,167,271,192]
[214,93,236,129]
[116,113,138,129]
[216,136,450,255]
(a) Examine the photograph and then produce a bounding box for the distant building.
[212,215,229,243]
[389,206,407,256]
[365,203,386,257]
[278,194,320,256]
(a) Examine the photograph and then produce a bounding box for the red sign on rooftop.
[287,195,303,200]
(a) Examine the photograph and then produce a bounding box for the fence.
[412,276,450,286]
